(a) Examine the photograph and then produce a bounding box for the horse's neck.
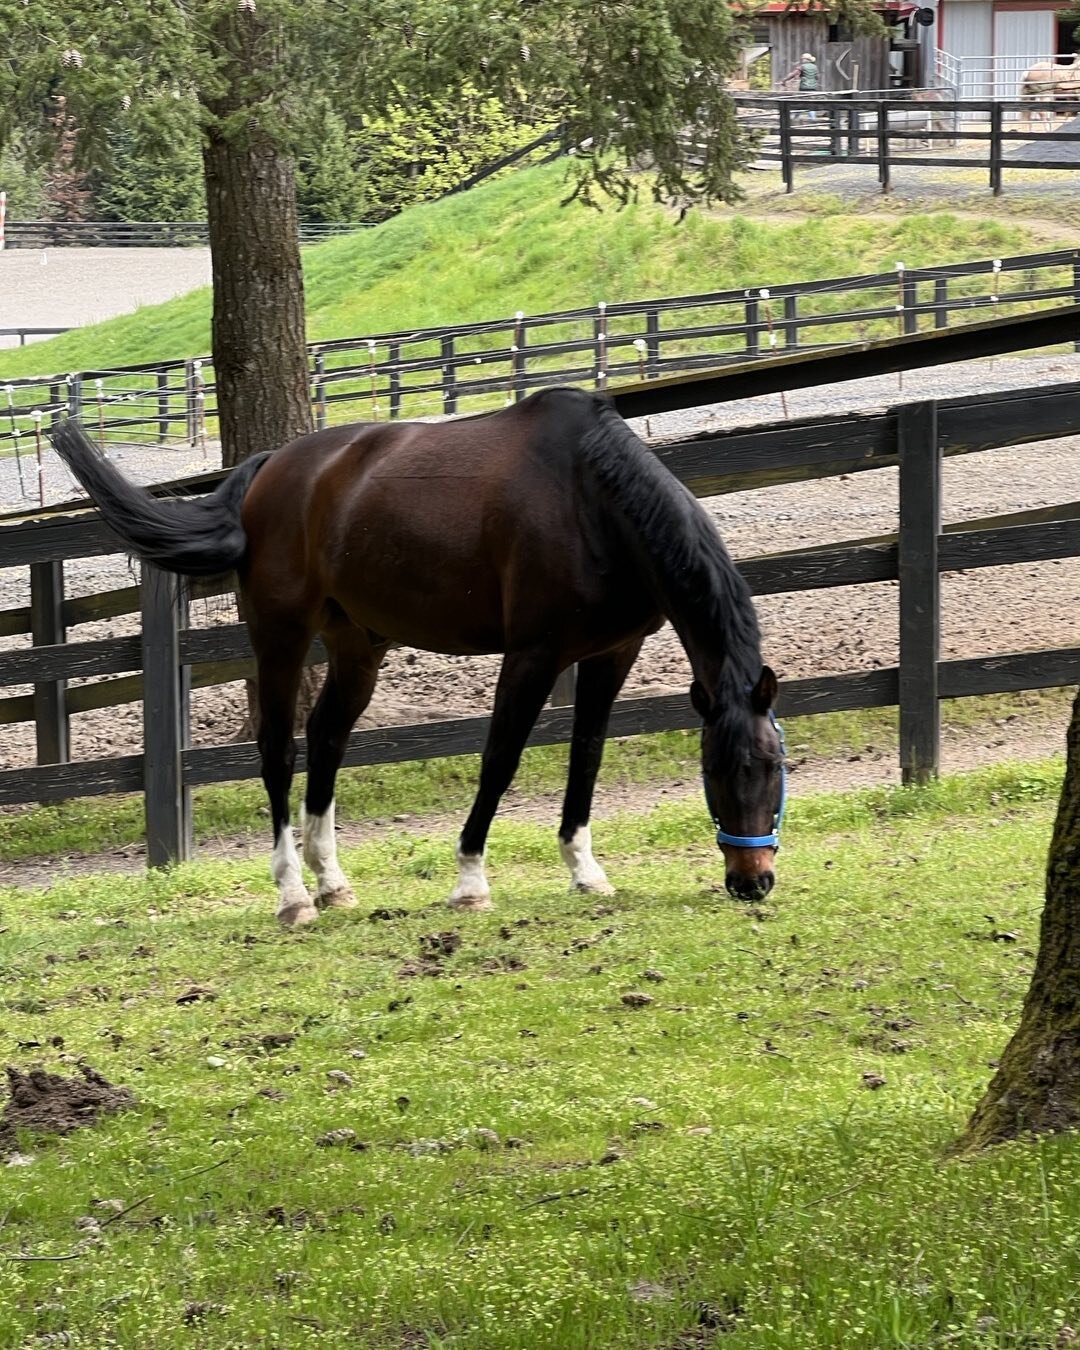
[675,626,734,699]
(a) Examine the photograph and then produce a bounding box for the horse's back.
[237,390,648,654]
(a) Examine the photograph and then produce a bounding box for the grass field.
[2,759,1078,1348]
[1,688,1069,866]
[0,161,1033,383]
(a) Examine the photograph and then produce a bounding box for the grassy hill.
[0,160,1035,380]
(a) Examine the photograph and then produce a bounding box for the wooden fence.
[733,93,1080,195]
[4,315,1080,863]
[2,247,1078,472]
[0,219,367,249]
[0,130,565,254]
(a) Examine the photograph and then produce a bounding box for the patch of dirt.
[0,1064,136,1151]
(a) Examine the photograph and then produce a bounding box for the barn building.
[744,2,935,92]
[743,0,1077,99]
[933,0,1080,97]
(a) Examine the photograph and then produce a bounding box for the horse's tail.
[50,420,271,577]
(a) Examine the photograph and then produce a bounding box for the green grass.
[0,161,1034,385]
[1,687,1069,865]
[0,758,1076,1348]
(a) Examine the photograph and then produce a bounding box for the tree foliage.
[92,105,205,223]
[0,0,760,213]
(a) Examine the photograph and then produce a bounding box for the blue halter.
[712,710,787,852]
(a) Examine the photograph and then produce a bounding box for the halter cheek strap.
[711,711,787,852]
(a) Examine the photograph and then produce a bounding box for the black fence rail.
[1,219,369,249]
[2,247,1077,485]
[0,327,71,349]
[733,93,1080,195]
[1,129,566,254]
[4,326,1080,862]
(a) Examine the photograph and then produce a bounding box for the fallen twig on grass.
[4,1152,242,1263]
[5,1194,154,1262]
[520,1184,611,1210]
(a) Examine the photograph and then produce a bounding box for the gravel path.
[3,350,1080,774]
[0,247,211,347]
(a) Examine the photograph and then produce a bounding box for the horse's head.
[691,666,785,902]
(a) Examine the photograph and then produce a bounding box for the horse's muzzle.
[725,868,775,901]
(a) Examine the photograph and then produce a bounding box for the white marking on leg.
[560,825,615,895]
[448,847,493,912]
[302,802,357,910]
[272,826,318,926]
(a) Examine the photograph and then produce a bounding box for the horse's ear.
[750,666,779,713]
[690,680,712,720]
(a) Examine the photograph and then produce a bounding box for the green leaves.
[0,0,877,214]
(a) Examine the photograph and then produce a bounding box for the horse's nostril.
[726,870,774,901]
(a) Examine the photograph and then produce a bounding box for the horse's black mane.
[571,390,763,760]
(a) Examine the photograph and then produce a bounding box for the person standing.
[784,51,820,119]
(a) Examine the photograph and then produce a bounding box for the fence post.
[594,303,608,392]
[745,294,760,358]
[645,309,661,376]
[30,560,69,766]
[388,341,402,418]
[877,104,891,194]
[156,369,169,443]
[901,271,919,336]
[67,374,83,424]
[933,277,949,330]
[989,102,1003,196]
[783,294,798,348]
[830,103,843,160]
[1073,253,1080,354]
[897,400,941,787]
[847,105,860,159]
[441,336,457,415]
[48,382,61,430]
[779,102,794,193]
[313,350,328,430]
[184,359,197,444]
[513,312,527,402]
[141,563,192,866]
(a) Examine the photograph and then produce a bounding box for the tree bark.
[957,686,1080,1152]
[198,9,320,734]
[200,10,312,468]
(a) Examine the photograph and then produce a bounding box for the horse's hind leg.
[250,616,317,927]
[559,638,644,893]
[302,620,389,910]
[451,649,558,911]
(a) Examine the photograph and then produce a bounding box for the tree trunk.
[199,9,313,468]
[957,686,1080,1152]
[199,9,320,733]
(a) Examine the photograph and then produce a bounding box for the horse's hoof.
[448,893,493,913]
[572,877,616,896]
[278,899,320,928]
[317,886,358,911]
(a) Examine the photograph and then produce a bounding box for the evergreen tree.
[93,109,205,223]
[0,0,770,468]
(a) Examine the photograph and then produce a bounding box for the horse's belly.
[327,554,505,654]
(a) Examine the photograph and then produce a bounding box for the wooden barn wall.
[768,16,829,88]
[767,16,892,91]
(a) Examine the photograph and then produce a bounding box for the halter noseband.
[711,709,787,852]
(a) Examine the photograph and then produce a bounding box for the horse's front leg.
[558,639,644,894]
[450,649,558,911]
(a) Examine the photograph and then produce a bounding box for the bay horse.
[52,389,784,926]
